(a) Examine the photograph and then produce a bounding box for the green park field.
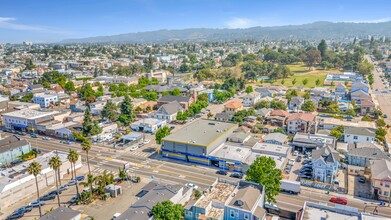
[264,64,343,88]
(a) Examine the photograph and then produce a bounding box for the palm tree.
[79,174,97,199]
[49,156,62,207]
[81,140,92,175]
[27,161,42,217]
[68,149,80,197]
[95,170,114,198]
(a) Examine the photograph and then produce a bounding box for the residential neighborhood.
[1,1,391,219]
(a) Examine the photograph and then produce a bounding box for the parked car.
[6,211,24,220]
[329,197,347,205]
[68,195,78,204]
[170,126,175,130]
[143,139,151,144]
[296,156,302,162]
[292,151,298,156]
[359,176,366,183]
[49,190,61,195]
[299,174,312,179]
[29,200,45,207]
[384,114,388,118]
[129,145,138,151]
[288,159,295,166]
[186,183,199,189]
[61,140,70,144]
[43,137,51,140]
[40,194,56,201]
[59,185,68,192]
[67,180,77,186]
[74,175,85,181]
[31,134,37,138]
[230,173,243,179]
[216,170,227,175]
[16,206,32,213]
[137,143,145,147]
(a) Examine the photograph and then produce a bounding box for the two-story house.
[350,90,371,104]
[370,159,391,201]
[312,146,340,184]
[224,100,243,115]
[347,143,390,167]
[33,93,58,108]
[150,101,183,123]
[224,180,266,220]
[360,99,376,116]
[157,95,195,110]
[289,96,305,111]
[344,127,376,144]
[243,92,260,107]
[286,113,316,134]
[334,83,347,99]
[70,99,86,112]
[351,81,369,93]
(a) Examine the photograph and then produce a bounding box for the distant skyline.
[1,0,391,43]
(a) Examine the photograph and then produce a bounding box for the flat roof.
[195,181,236,209]
[302,202,360,220]
[2,109,59,120]
[209,144,252,163]
[252,143,290,156]
[0,151,69,192]
[320,117,376,129]
[162,119,237,147]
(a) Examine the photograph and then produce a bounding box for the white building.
[33,93,58,108]
[0,151,82,210]
[344,127,376,144]
[131,118,167,134]
[91,123,118,142]
[2,109,59,130]
[242,92,260,107]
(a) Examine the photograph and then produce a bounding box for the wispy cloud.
[0,17,46,31]
[348,17,391,23]
[0,17,72,35]
[225,17,255,29]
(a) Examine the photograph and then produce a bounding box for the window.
[230,210,236,218]
[386,183,390,188]
[380,182,383,186]
[385,192,389,196]
[367,137,369,141]
[353,136,358,140]
[244,213,250,220]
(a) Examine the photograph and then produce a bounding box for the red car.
[329,197,348,205]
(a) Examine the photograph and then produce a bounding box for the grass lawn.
[261,63,343,88]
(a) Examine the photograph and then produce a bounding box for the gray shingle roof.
[158,95,190,103]
[348,147,390,161]
[344,127,376,137]
[39,207,81,220]
[312,146,339,163]
[263,133,288,143]
[159,101,183,115]
[371,159,391,180]
[0,135,30,154]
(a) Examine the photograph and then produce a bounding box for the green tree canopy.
[119,96,135,125]
[245,156,282,203]
[101,101,119,122]
[301,100,316,112]
[155,126,171,144]
[245,86,253,94]
[151,200,184,220]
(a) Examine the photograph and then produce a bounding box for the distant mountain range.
[61,21,391,43]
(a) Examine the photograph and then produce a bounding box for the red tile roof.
[270,110,289,117]
[287,113,315,122]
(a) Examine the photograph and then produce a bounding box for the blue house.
[70,99,86,112]
[311,146,339,184]
[224,181,266,220]
[351,81,369,93]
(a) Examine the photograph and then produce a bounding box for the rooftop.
[209,144,252,163]
[2,109,59,120]
[344,127,376,137]
[196,181,236,209]
[0,135,30,154]
[0,151,69,193]
[162,119,237,147]
[319,117,376,129]
[228,181,263,212]
[301,202,360,220]
[39,206,81,220]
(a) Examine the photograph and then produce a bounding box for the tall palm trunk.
[70,161,74,179]
[86,151,91,175]
[57,166,62,186]
[73,162,80,197]
[54,170,61,207]
[35,176,42,217]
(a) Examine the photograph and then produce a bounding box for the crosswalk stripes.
[92,168,118,176]
[129,151,152,158]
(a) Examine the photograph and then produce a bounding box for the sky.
[0,0,391,43]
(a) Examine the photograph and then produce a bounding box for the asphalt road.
[12,133,391,218]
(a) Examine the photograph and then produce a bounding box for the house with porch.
[311,146,340,184]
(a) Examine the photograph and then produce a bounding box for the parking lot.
[348,175,372,199]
